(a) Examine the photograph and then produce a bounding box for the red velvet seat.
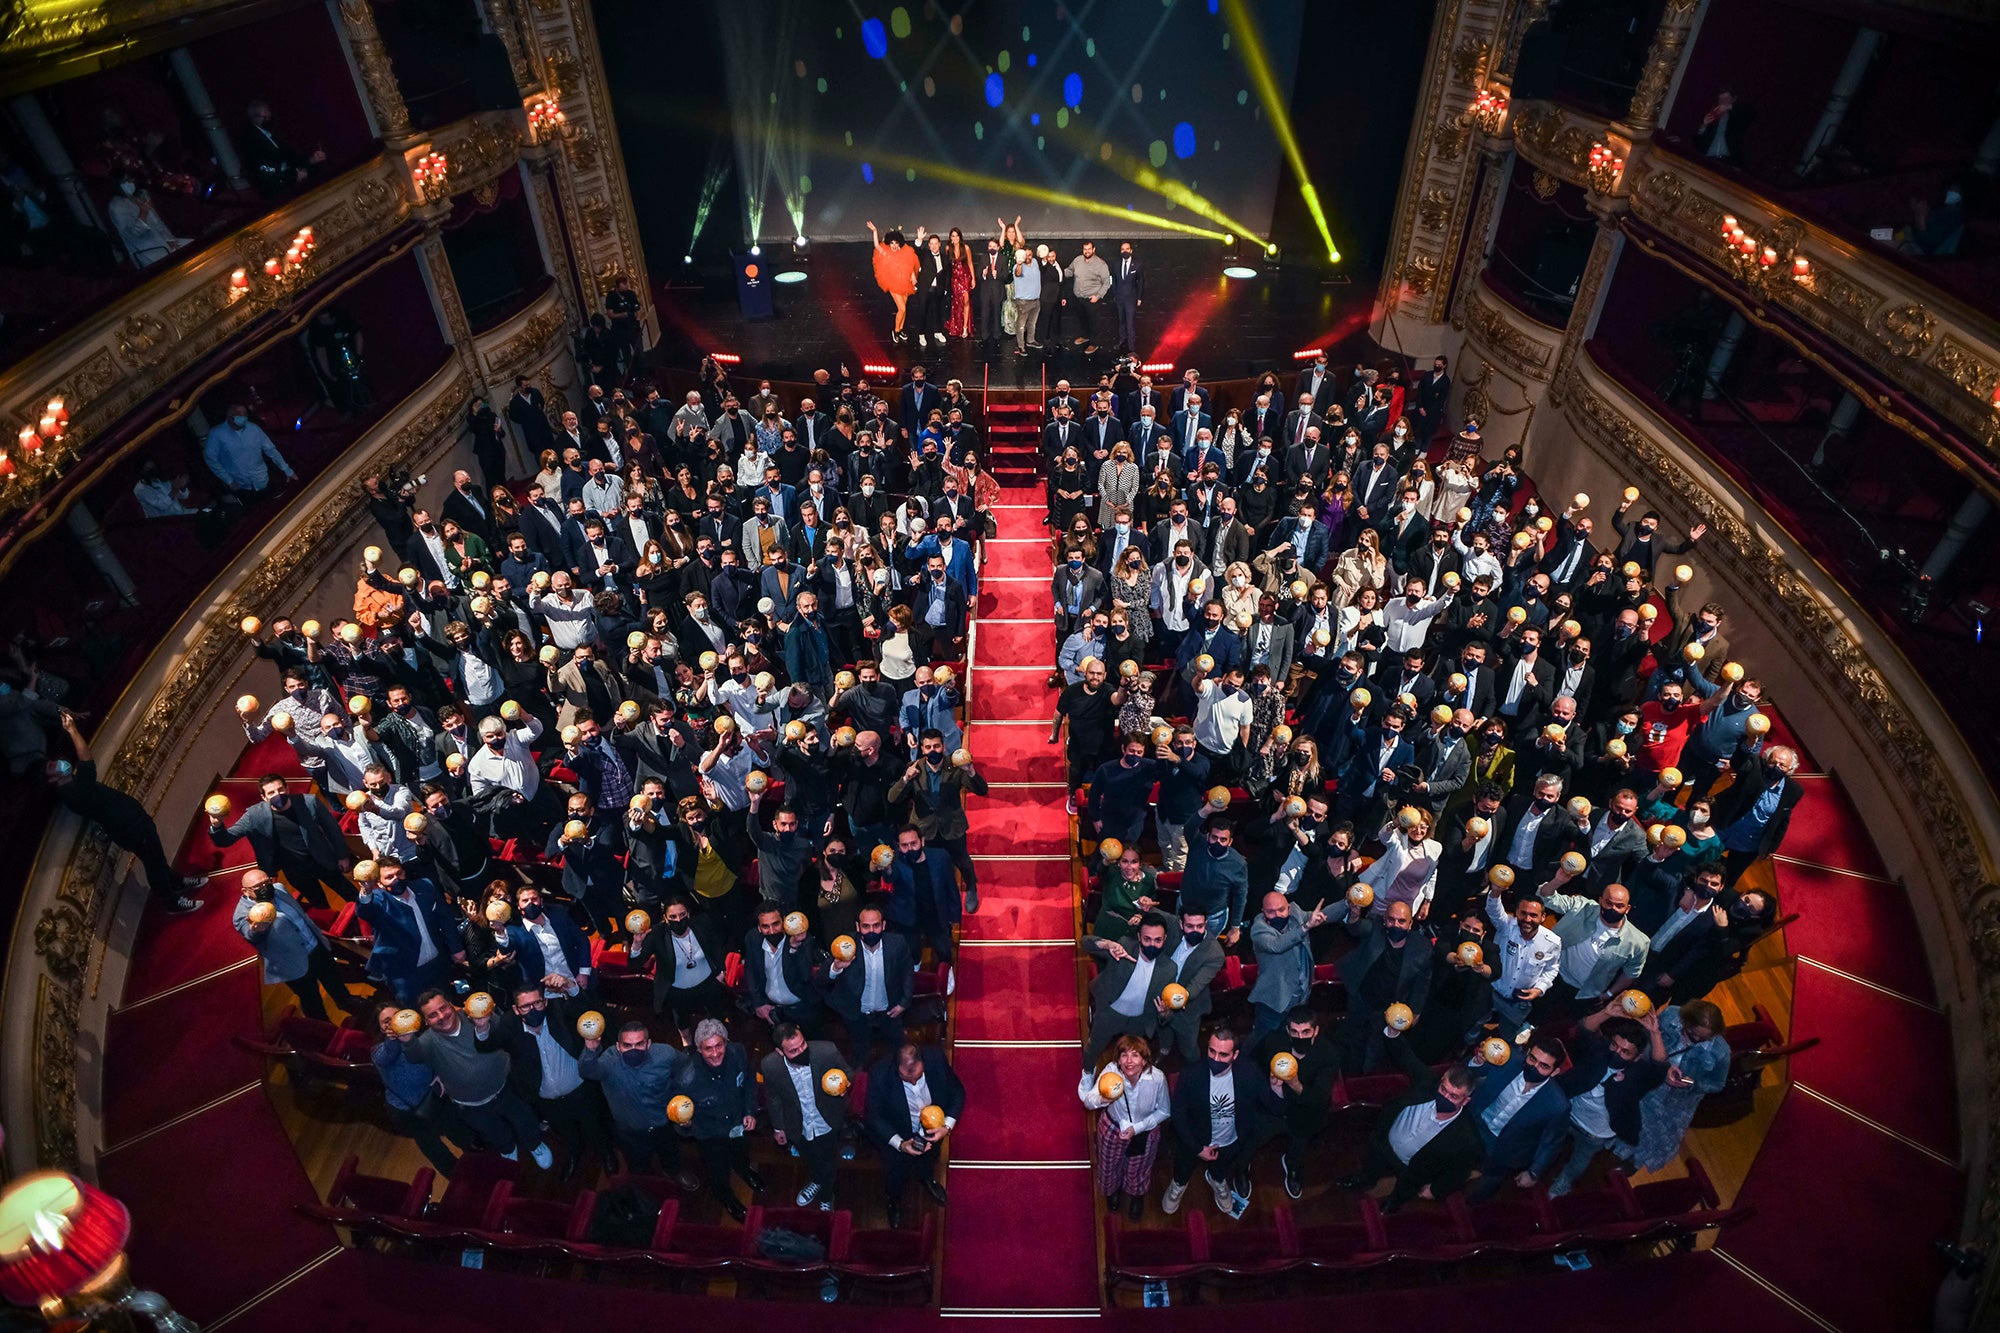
[1455,1190,1559,1255]
[1330,1070,1411,1110]
[1617,1157,1719,1219]
[1198,1204,1303,1278]
[1375,1196,1474,1257]
[478,1180,595,1255]
[1103,1213,1207,1283]
[1291,1199,1385,1272]
[431,1153,521,1230]
[326,1153,433,1217]
[839,1210,935,1278]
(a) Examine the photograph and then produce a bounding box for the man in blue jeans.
[400,991,553,1168]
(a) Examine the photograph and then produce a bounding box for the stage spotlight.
[1221,234,1257,280]
[774,235,808,284]
[1221,0,1341,263]
[1262,241,1282,273]
[749,245,762,257]
[683,254,694,265]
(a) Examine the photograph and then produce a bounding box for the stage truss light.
[1262,241,1282,273]
[1221,0,1341,263]
[1140,361,1175,374]
[709,351,742,365]
[862,362,898,377]
[775,235,809,283]
[1291,347,1325,362]
[1221,234,1257,279]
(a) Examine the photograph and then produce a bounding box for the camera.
[384,467,424,501]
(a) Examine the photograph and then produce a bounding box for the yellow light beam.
[802,132,1232,241]
[1219,0,1339,262]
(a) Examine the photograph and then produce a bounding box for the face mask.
[1139,942,1163,961]
[668,919,691,936]
[521,1008,547,1028]
[231,414,248,429]
[1385,924,1410,943]
[926,751,946,767]
[1600,906,1627,927]
[1521,1063,1549,1084]
[1067,557,1082,570]
[621,1048,648,1067]
[1661,698,1683,712]
[857,929,885,945]
[1433,1094,1461,1116]
[1207,841,1228,860]
[1606,1050,1634,1069]
[1175,555,1191,568]
[519,900,544,921]
[1206,1057,1232,1076]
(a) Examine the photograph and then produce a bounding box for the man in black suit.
[1711,745,1805,886]
[743,904,827,1035]
[1295,355,1332,409]
[1111,241,1144,350]
[1041,401,1081,462]
[508,375,553,459]
[899,367,941,440]
[1335,899,1434,1075]
[761,1021,851,1211]
[1352,443,1400,519]
[865,1042,964,1228]
[1285,425,1335,491]
[1283,395,1324,451]
[1084,397,1124,458]
[1080,917,1173,1065]
[818,903,912,1061]
[1162,1027,1281,1220]
[1335,1032,1481,1208]
[1414,355,1451,444]
[477,982,615,1180]
[974,238,1009,348]
[1498,772,1585,880]
[440,468,496,548]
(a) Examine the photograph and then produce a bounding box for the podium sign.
[733,250,774,320]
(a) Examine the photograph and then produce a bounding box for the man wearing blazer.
[1462,1032,1570,1200]
[1081,916,1175,1066]
[1111,241,1144,350]
[208,774,354,909]
[1157,907,1226,1061]
[761,1021,852,1210]
[1163,1027,1282,1220]
[818,903,913,1062]
[866,1042,964,1228]
[1335,1029,1482,1208]
[1499,774,1586,881]
[355,856,463,1000]
[1711,745,1805,887]
[889,739,989,912]
[476,983,614,1180]
[1336,897,1435,1074]
[743,904,827,1035]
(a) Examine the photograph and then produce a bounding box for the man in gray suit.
[1580,788,1649,896]
[1249,891,1327,1043]
[208,773,354,909]
[1157,907,1226,1062]
[759,1020,852,1210]
[232,869,358,1020]
[1240,595,1295,687]
[1534,871,1649,1022]
[1081,915,1174,1066]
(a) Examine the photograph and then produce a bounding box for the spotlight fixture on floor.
[1261,241,1282,273]
[1221,234,1258,280]
[775,235,809,284]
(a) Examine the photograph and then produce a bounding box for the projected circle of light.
[1221,265,1259,279]
[861,18,888,58]
[985,73,1005,107]
[774,270,807,284]
[1063,72,1083,107]
[1172,122,1197,159]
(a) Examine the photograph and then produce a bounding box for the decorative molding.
[1562,351,1999,1232]
[479,298,569,380]
[1511,100,1605,189]
[436,113,525,198]
[1624,0,1703,133]
[1625,151,2000,455]
[335,0,412,143]
[1547,221,1622,404]
[1463,276,1559,382]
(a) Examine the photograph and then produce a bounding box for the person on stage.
[915,232,951,349]
[867,222,923,345]
[946,228,975,340]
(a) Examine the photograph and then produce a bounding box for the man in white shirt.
[532,572,600,650]
[468,711,556,835]
[761,1022,850,1210]
[1082,918,1172,1064]
[870,1042,961,1228]
[1482,881,1564,1030]
[353,764,419,860]
[1192,669,1254,782]
[1463,1034,1568,1201]
[1381,577,1453,654]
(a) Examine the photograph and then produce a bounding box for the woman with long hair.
[533,448,563,498]
[866,220,923,344]
[1330,527,1389,608]
[946,227,974,339]
[1631,999,1730,1172]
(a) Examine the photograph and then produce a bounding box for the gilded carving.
[1451,36,1491,89]
[114,313,171,370]
[1419,186,1457,234]
[439,116,523,196]
[1404,252,1440,297]
[1869,303,1937,358]
[1512,101,1595,186]
[581,196,614,240]
[482,304,570,378]
[1466,281,1556,379]
[566,128,599,173]
[1432,119,1470,163]
[1929,339,2000,404]
[335,0,412,140]
[1531,170,1559,199]
[474,181,502,208]
[480,0,538,93]
[1626,0,1703,130]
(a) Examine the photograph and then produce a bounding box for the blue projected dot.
[861,162,875,183]
[1027,53,1036,67]
[1030,112,1040,126]
[1172,122,1196,159]
[1208,0,1219,11]
[861,18,887,58]
[1063,72,1083,107]
[985,73,1004,107]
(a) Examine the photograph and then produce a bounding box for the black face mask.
[250,885,276,903]
[1182,929,1205,947]
[520,1008,547,1028]
[1139,942,1162,960]
[787,1050,812,1066]
[1521,1063,1549,1084]
[1385,924,1409,943]
[857,929,885,944]
[668,918,692,935]
[1432,1094,1461,1116]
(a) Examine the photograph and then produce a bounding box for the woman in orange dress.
[866,220,924,344]
[946,227,975,339]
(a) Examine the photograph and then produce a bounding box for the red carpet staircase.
[936,484,1102,1316]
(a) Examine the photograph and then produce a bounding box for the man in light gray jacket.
[232,868,357,1021]
[1249,890,1326,1043]
[1068,241,1113,353]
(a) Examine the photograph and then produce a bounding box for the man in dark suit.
[629,895,730,1045]
[1335,898,1435,1074]
[1336,1031,1482,1208]
[1157,907,1226,1061]
[1414,355,1452,444]
[1162,1027,1281,1220]
[478,983,614,1180]
[355,857,463,1000]
[1295,356,1332,409]
[1711,745,1805,886]
[1462,1033,1570,1200]
[743,904,827,1035]
[207,773,353,908]
[1283,397,1324,451]
[761,1021,852,1210]
[442,469,496,548]
[1111,241,1144,349]
[1084,399,1125,457]
[1335,711,1418,825]
[882,825,963,962]
[1040,403,1081,462]
[1352,444,1400,519]
[818,903,912,1061]
[507,375,553,459]
[865,1042,964,1228]
[1373,650,1439,716]
[888,741,989,912]
[1498,773,1586,880]
[899,368,941,439]
[973,239,1009,347]
[1080,916,1173,1065]
[1285,428,1335,492]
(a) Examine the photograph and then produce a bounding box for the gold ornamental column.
[416,225,486,392]
[1619,0,1708,140]
[333,0,416,149]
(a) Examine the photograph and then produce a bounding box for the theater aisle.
[939,488,1100,1317]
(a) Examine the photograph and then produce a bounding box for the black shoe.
[1126,1192,1144,1222]
[165,895,203,914]
[1107,1191,1123,1213]
[742,1169,767,1195]
[674,1168,702,1193]
[561,1154,584,1184]
[887,1202,905,1230]
[721,1196,747,1223]
[922,1178,949,1207]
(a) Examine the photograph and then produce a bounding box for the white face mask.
[119,180,137,196]
[1231,575,1248,589]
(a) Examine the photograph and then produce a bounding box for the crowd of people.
[1046,351,1791,1221]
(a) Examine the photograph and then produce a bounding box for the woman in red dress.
[946,227,974,339]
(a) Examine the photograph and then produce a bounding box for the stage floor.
[648,239,1379,388]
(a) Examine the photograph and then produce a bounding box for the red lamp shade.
[0,1172,131,1306]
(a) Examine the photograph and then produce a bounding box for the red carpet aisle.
[938,490,1102,1317]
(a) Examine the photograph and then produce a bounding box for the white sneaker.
[501,1148,519,1162]
[937,333,948,344]
[1161,1180,1185,1214]
[918,335,930,348]
[530,1143,554,1169]
[796,1181,822,1207]
[1206,1171,1231,1212]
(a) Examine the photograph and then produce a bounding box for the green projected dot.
[844,131,854,145]
[905,167,917,181]
[997,50,1010,72]
[769,92,777,105]
[1159,88,1167,100]
[834,26,842,38]
[818,77,829,93]
[974,121,985,140]
[1237,89,1248,105]
[1148,140,1168,167]
[1056,107,1069,128]
[1036,136,1045,150]
[799,175,812,193]
[889,7,911,38]
[1222,32,1231,49]
[924,76,936,96]
[1085,37,1096,57]
[900,81,908,92]
[1022,25,1031,39]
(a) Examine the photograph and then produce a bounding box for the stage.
[646,239,1380,388]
